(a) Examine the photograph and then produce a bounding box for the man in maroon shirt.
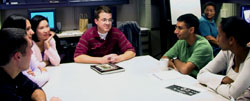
[74,6,136,64]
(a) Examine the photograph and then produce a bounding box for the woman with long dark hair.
[197,16,250,100]
[30,15,60,70]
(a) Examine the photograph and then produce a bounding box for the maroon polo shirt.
[74,26,135,58]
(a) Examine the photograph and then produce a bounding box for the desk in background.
[56,30,82,63]
[43,55,228,101]
[56,28,150,38]
[57,30,83,38]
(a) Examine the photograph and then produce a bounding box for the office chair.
[118,21,142,56]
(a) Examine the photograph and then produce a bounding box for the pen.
[152,73,163,80]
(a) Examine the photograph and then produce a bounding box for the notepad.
[91,64,125,75]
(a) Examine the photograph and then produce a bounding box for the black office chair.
[53,34,65,63]
[118,21,142,56]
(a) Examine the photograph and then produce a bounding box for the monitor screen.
[241,5,250,23]
[28,9,56,31]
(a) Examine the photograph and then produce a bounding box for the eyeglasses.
[100,18,113,23]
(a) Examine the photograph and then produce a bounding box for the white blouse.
[197,50,250,99]
[22,38,60,87]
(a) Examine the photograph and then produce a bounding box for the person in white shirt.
[197,16,250,99]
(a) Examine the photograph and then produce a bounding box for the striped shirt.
[74,26,135,57]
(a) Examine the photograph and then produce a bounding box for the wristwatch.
[172,56,178,63]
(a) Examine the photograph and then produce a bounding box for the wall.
[170,0,201,24]
[216,3,238,25]
[1,9,27,21]
[116,0,153,28]
[116,0,138,22]
[138,0,151,28]
[56,7,92,31]
[150,0,162,58]
[0,11,1,28]
[0,0,138,31]
[0,0,161,58]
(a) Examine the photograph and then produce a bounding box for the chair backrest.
[118,21,142,56]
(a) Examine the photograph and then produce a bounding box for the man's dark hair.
[220,16,250,47]
[94,6,112,19]
[177,13,200,34]
[31,15,49,42]
[0,28,27,66]
[1,15,27,30]
[203,2,216,12]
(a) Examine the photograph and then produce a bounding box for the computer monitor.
[241,5,250,23]
[28,8,57,31]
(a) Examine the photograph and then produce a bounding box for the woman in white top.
[30,15,60,69]
[28,15,61,87]
[197,16,250,99]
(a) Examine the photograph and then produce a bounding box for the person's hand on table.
[27,68,35,76]
[109,55,122,63]
[103,54,119,63]
[101,54,117,64]
[168,60,177,70]
[38,66,47,72]
[222,76,234,84]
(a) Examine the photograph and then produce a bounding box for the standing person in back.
[30,15,61,69]
[74,6,135,64]
[161,14,213,78]
[199,2,220,56]
[197,16,250,99]
[2,14,50,87]
[0,28,46,100]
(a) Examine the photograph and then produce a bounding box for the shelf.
[67,0,129,7]
[0,3,67,10]
[0,0,129,10]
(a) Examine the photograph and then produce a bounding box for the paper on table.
[152,70,200,89]
[152,70,187,80]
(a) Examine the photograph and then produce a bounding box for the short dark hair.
[177,13,200,34]
[220,16,250,47]
[1,15,27,30]
[31,15,49,42]
[203,2,216,12]
[94,6,112,19]
[0,28,27,66]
